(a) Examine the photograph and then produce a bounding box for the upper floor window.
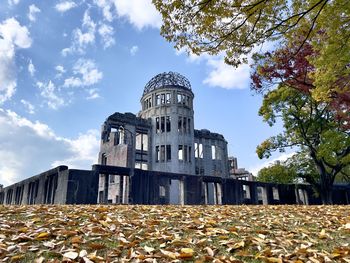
[195,143,203,159]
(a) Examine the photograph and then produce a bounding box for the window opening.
[178,117,182,132]
[177,94,182,103]
[183,117,187,132]
[156,94,161,105]
[166,116,171,132]
[161,116,165,133]
[212,145,216,160]
[156,117,160,133]
[160,145,165,162]
[178,145,183,160]
[156,146,160,162]
[166,145,171,161]
[166,93,171,103]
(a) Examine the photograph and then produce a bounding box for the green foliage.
[257,162,297,184]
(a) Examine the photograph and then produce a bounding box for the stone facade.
[97,72,230,204]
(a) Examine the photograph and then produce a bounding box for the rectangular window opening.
[166,145,171,161]
[156,117,160,133]
[160,145,165,162]
[177,94,182,103]
[156,146,160,162]
[156,94,161,105]
[183,117,187,132]
[199,143,203,158]
[161,116,165,133]
[212,145,216,160]
[178,145,183,160]
[166,93,171,103]
[178,116,182,132]
[166,116,171,132]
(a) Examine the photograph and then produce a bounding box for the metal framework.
[143,72,191,95]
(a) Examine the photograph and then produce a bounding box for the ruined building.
[1,72,349,205]
[98,72,229,204]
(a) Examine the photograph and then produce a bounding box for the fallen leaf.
[63,251,78,260]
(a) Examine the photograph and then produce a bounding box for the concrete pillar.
[216,183,222,205]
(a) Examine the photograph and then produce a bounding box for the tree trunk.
[320,179,333,205]
[320,188,333,204]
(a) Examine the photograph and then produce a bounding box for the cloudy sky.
[0,0,288,186]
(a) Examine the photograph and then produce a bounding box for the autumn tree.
[252,43,350,204]
[153,0,350,102]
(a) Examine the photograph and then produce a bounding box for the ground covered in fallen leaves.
[0,205,349,262]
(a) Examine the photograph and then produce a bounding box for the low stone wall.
[0,165,349,205]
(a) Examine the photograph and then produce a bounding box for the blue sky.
[0,0,292,186]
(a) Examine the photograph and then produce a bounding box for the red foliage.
[251,43,350,128]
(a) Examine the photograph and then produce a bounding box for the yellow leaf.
[231,241,245,249]
[181,248,193,254]
[36,232,50,239]
[319,229,327,239]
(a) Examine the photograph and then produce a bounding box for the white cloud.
[203,58,251,89]
[20,99,35,114]
[61,47,72,57]
[55,1,77,13]
[0,109,99,186]
[177,48,251,89]
[8,0,20,6]
[62,10,96,55]
[86,88,100,100]
[98,23,115,48]
[93,0,115,22]
[64,59,103,88]
[130,45,138,56]
[55,65,65,73]
[28,4,41,22]
[55,65,66,78]
[0,18,32,104]
[51,130,100,169]
[28,59,35,76]
[248,152,296,177]
[114,0,161,30]
[36,81,65,110]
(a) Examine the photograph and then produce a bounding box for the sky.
[0,0,292,187]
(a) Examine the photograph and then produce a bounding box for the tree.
[153,0,350,102]
[252,43,350,204]
[257,161,297,184]
[257,150,349,198]
[251,40,349,127]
